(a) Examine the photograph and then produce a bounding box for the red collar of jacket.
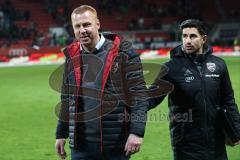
[65,35,121,92]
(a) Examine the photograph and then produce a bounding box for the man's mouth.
[80,36,89,42]
[80,36,89,39]
[185,46,193,50]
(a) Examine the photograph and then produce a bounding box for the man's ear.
[202,35,207,44]
[96,19,100,29]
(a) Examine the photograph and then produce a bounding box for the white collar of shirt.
[80,34,105,52]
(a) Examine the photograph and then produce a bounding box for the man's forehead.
[182,27,200,35]
[72,11,96,19]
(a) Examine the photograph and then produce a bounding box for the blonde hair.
[71,5,98,20]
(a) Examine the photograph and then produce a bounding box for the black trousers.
[71,142,129,160]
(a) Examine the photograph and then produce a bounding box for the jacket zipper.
[99,55,120,152]
[188,58,209,159]
[199,64,209,160]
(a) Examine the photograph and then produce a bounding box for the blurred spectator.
[0,10,4,29]
[20,27,31,40]
[9,22,20,41]
[2,0,17,21]
[137,17,145,30]
[97,0,112,14]
[23,10,30,21]
[57,34,67,46]
[230,10,240,21]
[44,0,69,25]
[128,18,137,30]
[27,21,37,39]
[152,21,162,30]
[233,36,240,51]
[50,33,57,46]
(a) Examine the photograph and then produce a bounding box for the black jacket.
[149,45,240,160]
[56,34,148,152]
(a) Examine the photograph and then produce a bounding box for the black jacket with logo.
[149,45,240,160]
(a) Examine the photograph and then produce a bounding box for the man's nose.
[79,26,86,33]
[185,37,191,43]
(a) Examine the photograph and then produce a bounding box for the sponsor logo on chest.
[184,69,194,83]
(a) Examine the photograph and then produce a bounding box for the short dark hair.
[179,19,207,35]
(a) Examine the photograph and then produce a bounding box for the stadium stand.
[0,0,240,64]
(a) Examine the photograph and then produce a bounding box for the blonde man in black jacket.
[55,5,148,160]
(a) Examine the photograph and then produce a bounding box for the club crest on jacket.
[207,62,216,72]
[112,62,119,73]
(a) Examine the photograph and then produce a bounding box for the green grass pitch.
[0,56,239,160]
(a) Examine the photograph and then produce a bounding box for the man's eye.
[190,35,197,38]
[74,25,80,28]
[83,23,91,27]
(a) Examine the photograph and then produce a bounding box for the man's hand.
[234,140,240,146]
[124,134,143,156]
[55,139,67,159]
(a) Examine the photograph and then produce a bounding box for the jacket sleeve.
[124,49,148,137]
[56,55,69,139]
[220,61,240,133]
[148,62,173,110]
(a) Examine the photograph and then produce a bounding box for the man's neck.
[82,45,94,53]
[82,35,100,53]
[196,47,203,55]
